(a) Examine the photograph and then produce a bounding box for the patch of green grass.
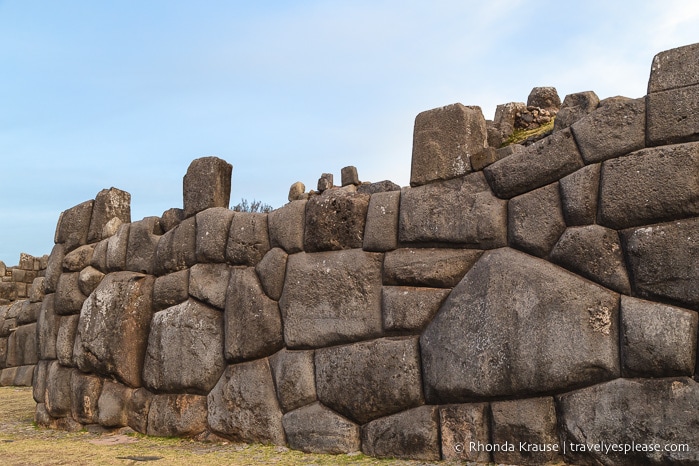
[501,117,555,147]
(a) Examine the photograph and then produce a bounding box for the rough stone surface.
[283,402,359,454]
[226,212,270,265]
[78,266,105,296]
[160,207,184,233]
[143,299,224,394]
[33,360,49,403]
[29,277,45,303]
[317,173,333,192]
[268,200,306,254]
[399,172,507,247]
[421,248,619,402]
[439,403,491,463]
[6,323,38,366]
[508,182,566,258]
[621,296,698,377]
[381,286,450,332]
[550,224,631,294]
[54,272,87,315]
[183,156,232,218]
[188,263,230,310]
[304,190,370,252]
[17,300,40,325]
[195,207,234,263]
[90,239,108,273]
[62,244,95,272]
[154,216,196,275]
[87,187,131,243]
[98,380,132,427]
[315,337,424,424]
[55,200,94,253]
[559,163,600,226]
[37,294,58,360]
[383,248,482,288]
[255,248,287,301]
[152,269,189,311]
[125,216,162,274]
[105,223,130,272]
[56,315,79,367]
[147,393,208,437]
[553,91,600,132]
[70,370,103,424]
[43,244,65,294]
[356,180,401,195]
[269,348,316,413]
[363,191,400,252]
[648,42,699,92]
[279,250,382,348]
[341,166,359,186]
[527,86,561,112]
[361,406,440,461]
[207,359,286,445]
[288,181,305,202]
[647,83,699,146]
[45,360,73,417]
[127,388,153,434]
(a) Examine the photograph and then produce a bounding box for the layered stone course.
[3,42,699,465]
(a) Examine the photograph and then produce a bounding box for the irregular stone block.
[147,393,207,437]
[356,180,401,195]
[6,323,37,366]
[54,200,94,252]
[152,269,189,311]
[207,359,285,445]
[224,268,283,362]
[341,166,359,186]
[288,181,305,201]
[105,223,130,272]
[558,377,699,465]
[73,272,154,387]
[255,248,287,301]
[528,86,561,111]
[78,266,105,296]
[550,224,631,294]
[37,294,58,360]
[621,218,699,309]
[648,42,699,92]
[17,300,41,325]
[90,239,108,273]
[621,296,698,377]
[315,337,423,424]
[280,250,382,348]
[268,200,306,254]
[189,263,230,310]
[491,397,562,465]
[361,406,440,461]
[410,103,486,186]
[143,299,224,394]
[383,248,482,288]
[492,102,526,144]
[70,370,103,424]
[87,187,131,243]
[553,91,600,132]
[195,207,234,263]
[381,286,450,332]
[127,387,153,434]
[559,163,600,226]
[484,128,584,199]
[226,212,270,265]
[33,360,50,403]
[154,216,196,275]
[29,277,45,303]
[0,367,16,385]
[363,191,400,252]
[56,315,79,367]
[12,364,33,386]
[45,360,73,417]
[421,248,619,402]
[598,142,699,229]
[98,380,132,427]
[182,156,232,218]
[470,147,504,171]
[508,182,566,258]
[0,337,6,369]
[304,190,370,252]
[269,348,316,413]
[399,172,507,247]
[439,403,491,463]
[647,83,699,146]
[160,207,184,233]
[283,402,359,454]
[125,216,162,274]
[54,272,86,316]
[317,173,333,192]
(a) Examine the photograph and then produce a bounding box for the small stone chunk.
[160,208,185,233]
[288,181,306,202]
[527,86,561,112]
[341,166,359,186]
[182,156,233,218]
[553,91,600,132]
[88,187,131,243]
[317,173,333,192]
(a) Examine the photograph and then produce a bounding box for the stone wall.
[3,43,699,465]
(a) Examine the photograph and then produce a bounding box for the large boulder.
[383,248,482,288]
[70,370,103,424]
[269,348,316,413]
[147,393,207,437]
[152,269,189,311]
[188,263,230,310]
[363,191,400,252]
[303,189,370,252]
[267,200,306,254]
[182,156,232,218]
[283,402,360,454]
[254,248,287,301]
[226,212,270,265]
[125,216,162,274]
[195,207,234,263]
[559,163,600,226]
[361,406,440,461]
[508,182,566,258]
[154,216,196,275]
[439,403,491,463]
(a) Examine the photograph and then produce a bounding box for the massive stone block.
[439,403,491,463]
[70,370,103,424]
[44,246,66,294]
[269,348,316,413]
[188,263,230,310]
[268,200,306,254]
[152,269,189,311]
[37,294,58,360]
[363,190,400,252]
[87,187,131,243]
[62,244,95,272]
[254,247,287,301]
[154,216,196,275]
[647,83,699,146]
[508,182,566,258]
[421,248,619,402]
[315,337,424,424]
[56,315,79,367]
[6,322,37,366]
[98,380,132,427]
[559,163,600,226]
[283,402,360,454]
[125,216,162,274]
[73,272,154,387]
[78,266,104,297]
[303,190,370,252]
[399,172,507,248]
[381,286,450,332]
[195,207,234,263]
[361,406,440,461]
[648,42,699,92]
[54,273,87,315]
[147,393,207,437]
[226,212,270,265]
[279,250,382,348]
[182,156,232,218]
[410,103,486,186]
[45,360,73,418]
[54,200,94,252]
[127,387,153,434]
[383,248,482,288]
[105,223,130,272]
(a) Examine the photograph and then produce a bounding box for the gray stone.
[6,323,37,366]
[315,337,423,424]
[317,173,333,192]
[54,200,94,252]
[383,248,482,288]
[439,403,491,463]
[154,216,196,275]
[598,142,699,229]
[56,315,79,367]
[557,377,699,465]
[382,286,450,332]
[73,272,154,387]
[160,207,184,233]
[226,212,270,265]
[341,166,359,186]
[147,393,208,437]
[280,250,382,348]
[207,359,286,445]
[90,239,108,273]
[188,263,230,310]
[54,273,87,316]
[288,181,305,201]
[98,380,132,427]
[125,216,162,274]
[0,367,15,385]
[553,91,600,132]
[45,360,73,417]
[143,299,224,394]
[37,294,58,360]
[421,248,619,402]
[33,360,50,403]
[470,147,508,171]
[621,296,698,377]
[648,42,699,93]
[29,277,45,303]
[105,223,130,272]
[356,180,401,195]
[304,189,370,252]
[527,86,561,112]
[571,97,645,163]
[224,268,283,362]
[182,156,232,218]
[484,128,584,199]
[493,102,527,143]
[363,191,400,252]
[559,163,600,226]
[17,300,40,325]
[70,370,103,424]
[127,388,153,434]
[87,187,131,243]
[12,364,33,386]
[152,269,189,311]
[283,402,359,454]
[490,397,562,465]
[0,336,5,369]
[647,83,699,146]
[255,248,287,301]
[621,217,699,309]
[399,172,507,247]
[361,406,440,461]
[78,266,105,296]
[62,244,95,272]
[195,207,234,263]
[265,350,314,415]
[43,244,65,294]
[508,182,566,258]
[551,225,631,293]
[268,200,306,254]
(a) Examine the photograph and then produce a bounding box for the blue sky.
[0,0,698,264]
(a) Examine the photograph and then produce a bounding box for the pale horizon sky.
[1,0,698,264]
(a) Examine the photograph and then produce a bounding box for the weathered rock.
[268,200,306,254]
[37,294,58,360]
[62,244,95,272]
[621,296,698,377]
[255,248,287,301]
[269,349,316,413]
[143,299,224,394]
[341,166,359,186]
[283,402,359,454]
[317,173,333,192]
[78,266,105,296]
[70,370,103,424]
[382,286,450,332]
[98,380,132,427]
[553,91,600,132]
[400,173,507,247]
[383,248,482,288]
[315,337,423,424]
[527,87,561,112]
[188,263,230,310]
[288,181,305,202]
[152,269,189,311]
[621,218,699,309]
[439,403,491,463]
[361,406,440,461]
[303,190,370,252]
[493,102,527,143]
[90,239,108,273]
[363,191,400,252]
[29,277,45,303]
[484,128,583,199]
[470,147,509,171]
[224,267,283,361]
[125,216,162,274]
[558,377,699,465]
[6,323,38,366]
[160,207,184,233]
[508,182,566,258]
[11,365,33,386]
[147,393,208,437]
[54,200,94,253]
[421,248,619,402]
[648,42,699,92]
[33,360,50,403]
[73,272,154,387]
[0,336,6,369]
[87,187,131,243]
[356,180,401,195]
[154,216,196,275]
[280,250,382,348]
[559,163,600,226]
[207,359,286,445]
[0,367,16,385]
[127,387,153,434]
[550,224,631,293]
[54,272,86,315]
[182,156,232,218]
[226,212,270,265]
[56,315,79,367]
[17,300,40,325]
[195,207,234,263]
[647,83,699,146]
[45,360,73,417]
[105,223,130,272]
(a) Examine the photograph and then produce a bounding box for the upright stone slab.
[87,187,131,243]
[363,190,400,252]
[254,248,287,301]
[125,216,161,274]
[182,156,232,218]
[54,200,94,252]
[269,349,316,413]
[154,216,196,275]
[70,370,103,424]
